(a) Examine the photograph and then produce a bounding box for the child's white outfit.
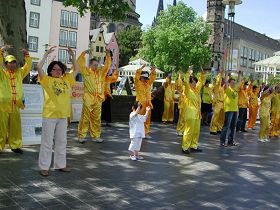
[128,111,147,152]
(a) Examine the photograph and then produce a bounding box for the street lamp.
[223,0,242,72]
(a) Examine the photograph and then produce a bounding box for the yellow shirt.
[247,82,259,107]
[134,68,156,107]
[202,86,212,104]
[164,79,175,102]
[238,81,248,108]
[104,70,118,98]
[184,72,206,119]
[175,76,185,109]
[0,50,32,113]
[224,86,238,112]
[259,92,272,117]
[212,73,224,106]
[77,53,111,108]
[271,93,280,112]
[40,73,75,118]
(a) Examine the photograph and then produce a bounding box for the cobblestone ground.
[0,122,280,209]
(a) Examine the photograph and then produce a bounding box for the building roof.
[104,32,115,44]
[89,28,103,42]
[225,19,280,51]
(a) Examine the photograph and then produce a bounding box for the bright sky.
[136,0,280,40]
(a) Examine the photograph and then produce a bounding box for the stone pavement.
[0,122,280,210]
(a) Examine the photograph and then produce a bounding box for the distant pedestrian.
[128,101,150,161]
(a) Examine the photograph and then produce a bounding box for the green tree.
[117,26,142,66]
[140,2,211,73]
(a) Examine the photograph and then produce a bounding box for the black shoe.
[228,142,238,146]
[182,149,190,154]
[190,148,203,152]
[210,132,217,135]
[11,148,23,154]
[241,129,248,132]
[217,131,221,134]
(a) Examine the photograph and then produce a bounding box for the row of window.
[58,49,76,64]
[240,47,270,68]
[61,10,78,29]
[31,0,40,6]
[59,30,77,48]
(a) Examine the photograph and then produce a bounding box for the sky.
[136,0,280,40]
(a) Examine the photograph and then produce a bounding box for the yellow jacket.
[134,68,156,108]
[259,92,272,117]
[104,69,118,98]
[247,82,259,107]
[0,50,32,113]
[212,73,224,106]
[224,86,239,112]
[238,81,249,108]
[201,85,212,104]
[175,75,185,109]
[77,53,111,108]
[271,93,280,112]
[164,77,175,102]
[184,72,206,119]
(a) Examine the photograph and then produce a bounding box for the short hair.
[263,85,270,92]
[205,80,210,85]
[189,76,198,83]
[47,61,66,76]
[89,58,98,65]
[253,85,257,90]
[228,78,235,83]
[132,101,142,110]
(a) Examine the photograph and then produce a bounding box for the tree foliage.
[139,2,211,73]
[63,0,130,20]
[117,26,142,66]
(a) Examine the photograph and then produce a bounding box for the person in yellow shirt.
[236,80,249,132]
[77,49,111,143]
[210,70,225,135]
[259,85,274,142]
[201,79,212,125]
[0,45,32,154]
[181,66,205,154]
[134,64,156,138]
[220,71,241,146]
[176,72,186,136]
[101,64,118,127]
[36,46,79,176]
[269,84,280,138]
[162,75,175,124]
[247,80,260,129]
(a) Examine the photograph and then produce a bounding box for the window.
[99,37,102,41]
[60,10,69,27]
[29,12,40,28]
[58,49,67,64]
[240,46,248,67]
[96,46,100,52]
[28,36,38,52]
[248,49,255,68]
[68,31,77,48]
[100,47,104,53]
[59,30,68,47]
[69,12,78,28]
[31,0,40,6]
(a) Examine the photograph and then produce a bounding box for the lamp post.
[223,0,242,73]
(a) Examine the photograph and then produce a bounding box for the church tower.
[152,0,164,26]
[207,0,225,70]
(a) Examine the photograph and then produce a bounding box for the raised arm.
[109,64,118,83]
[184,67,192,94]
[102,49,112,77]
[148,65,157,85]
[19,48,32,79]
[135,64,146,81]
[77,50,89,75]
[68,48,80,78]
[37,46,56,79]
[237,71,242,87]
[196,67,206,92]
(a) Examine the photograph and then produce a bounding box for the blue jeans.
[236,108,247,131]
[220,111,238,145]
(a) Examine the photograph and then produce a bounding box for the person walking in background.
[37,46,80,176]
[181,66,205,154]
[247,80,260,130]
[134,64,156,139]
[128,102,150,161]
[210,70,225,135]
[220,71,241,146]
[236,80,249,132]
[0,45,32,154]
[162,74,175,124]
[77,49,111,143]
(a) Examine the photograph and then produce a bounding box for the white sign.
[21,115,42,145]
[21,84,44,114]
[71,102,83,122]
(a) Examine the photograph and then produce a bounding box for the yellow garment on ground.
[247,82,259,128]
[0,50,32,150]
[162,78,175,122]
[104,69,118,98]
[259,92,272,139]
[269,93,280,137]
[224,86,238,112]
[176,76,186,133]
[134,68,156,134]
[238,81,248,108]
[182,72,205,150]
[210,73,224,133]
[201,86,212,104]
[39,73,75,118]
[77,53,111,138]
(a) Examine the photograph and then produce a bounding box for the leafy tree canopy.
[63,0,130,20]
[139,2,211,73]
[117,26,142,66]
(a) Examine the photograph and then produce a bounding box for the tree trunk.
[0,0,29,83]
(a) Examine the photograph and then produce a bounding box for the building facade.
[104,32,119,67]
[89,28,106,62]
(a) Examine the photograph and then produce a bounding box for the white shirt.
[129,111,147,138]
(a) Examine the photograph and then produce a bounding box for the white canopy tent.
[119,58,164,79]
[254,51,280,83]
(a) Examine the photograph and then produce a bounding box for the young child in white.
[128,101,150,161]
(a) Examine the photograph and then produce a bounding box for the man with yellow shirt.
[0,45,32,154]
[247,80,260,129]
[162,75,175,124]
[269,85,280,138]
[134,64,156,138]
[201,79,212,125]
[210,70,225,135]
[77,50,111,143]
[236,80,249,132]
[220,71,241,146]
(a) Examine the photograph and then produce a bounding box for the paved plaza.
[0,122,280,209]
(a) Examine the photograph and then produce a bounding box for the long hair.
[47,61,67,76]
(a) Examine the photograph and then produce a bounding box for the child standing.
[37,46,79,176]
[128,102,150,161]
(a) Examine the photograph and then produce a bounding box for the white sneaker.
[136,156,144,160]
[264,138,270,142]
[92,138,104,143]
[78,138,86,144]
[258,139,265,143]
[145,135,152,139]
[130,155,137,161]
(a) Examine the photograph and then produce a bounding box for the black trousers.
[236,108,247,131]
[101,96,112,123]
